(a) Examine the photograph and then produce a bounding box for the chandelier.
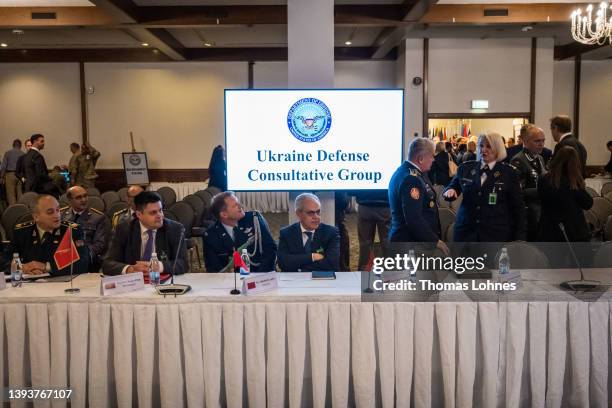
[571,2,612,45]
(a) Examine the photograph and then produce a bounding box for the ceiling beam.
[89,0,186,60]
[0,6,115,27]
[0,46,397,62]
[421,3,582,24]
[554,41,609,60]
[371,0,437,59]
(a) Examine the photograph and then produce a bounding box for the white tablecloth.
[586,177,612,195]
[150,181,290,212]
[1,271,611,408]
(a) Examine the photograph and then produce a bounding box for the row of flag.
[428,120,472,140]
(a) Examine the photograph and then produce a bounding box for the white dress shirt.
[480,160,497,185]
[121,222,164,274]
[300,224,316,246]
[222,222,237,241]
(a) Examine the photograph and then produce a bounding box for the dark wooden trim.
[529,37,537,124]
[248,61,254,89]
[79,61,88,143]
[96,168,210,192]
[574,54,581,139]
[554,41,607,60]
[422,38,428,138]
[428,112,531,119]
[0,48,172,62]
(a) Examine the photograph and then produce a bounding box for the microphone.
[156,229,191,296]
[558,222,599,291]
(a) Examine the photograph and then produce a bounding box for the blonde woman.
[443,132,526,242]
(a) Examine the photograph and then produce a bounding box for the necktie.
[304,231,313,254]
[480,164,491,175]
[142,230,154,261]
[233,226,240,242]
[73,212,81,222]
[41,231,51,244]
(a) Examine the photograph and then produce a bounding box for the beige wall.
[580,61,612,165]
[86,62,248,169]
[0,63,81,167]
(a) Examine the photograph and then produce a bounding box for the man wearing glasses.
[277,193,340,272]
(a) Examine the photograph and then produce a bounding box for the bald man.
[112,185,144,231]
[511,126,547,241]
[61,186,110,271]
[2,195,90,276]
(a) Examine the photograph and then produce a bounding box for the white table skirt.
[149,181,290,212]
[1,272,610,408]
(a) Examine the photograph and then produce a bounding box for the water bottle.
[240,249,251,277]
[407,249,417,278]
[498,248,510,275]
[149,252,161,286]
[10,253,22,288]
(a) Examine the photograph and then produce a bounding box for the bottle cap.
[12,253,18,257]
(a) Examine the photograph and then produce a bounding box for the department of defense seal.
[287,98,332,143]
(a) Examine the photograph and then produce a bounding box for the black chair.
[590,197,612,232]
[1,204,29,241]
[601,182,612,197]
[88,196,105,213]
[604,215,612,241]
[438,208,456,242]
[87,187,101,197]
[117,187,129,202]
[169,202,202,270]
[101,191,120,209]
[183,194,205,228]
[106,201,128,219]
[157,187,177,208]
[586,186,599,197]
[18,192,39,210]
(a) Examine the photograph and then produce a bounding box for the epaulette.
[14,220,34,229]
[61,221,79,229]
[409,169,418,177]
[90,207,104,215]
[113,208,127,217]
[60,205,70,212]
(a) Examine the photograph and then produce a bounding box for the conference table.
[1,270,611,408]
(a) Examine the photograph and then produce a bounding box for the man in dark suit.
[23,134,59,197]
[278,193,340,272]
[203,191,277,272]
[103,191,188,276]
[2,194,90,276]
[550,115,587,176]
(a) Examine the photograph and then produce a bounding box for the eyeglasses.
[303,209,321,217]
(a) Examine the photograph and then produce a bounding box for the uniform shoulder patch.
[90,207,104,215]
[14,220,34,229]
[410,187,420,200]
[61,221,79,229]
[60,205,70,212]
[409,169,418,177]
[112,208,127,217]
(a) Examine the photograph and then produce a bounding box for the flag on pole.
[53,228,80,270]
[364,250,375,272]
[233,250,246,270]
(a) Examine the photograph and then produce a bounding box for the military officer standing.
[510,125,547,241]
[444,132,526,242]
[3,195,90,276]
[73,142,100,188]
[203,191,277,272]
[61,186,110,271]
[111,185,144,230]
[388,138,449,255]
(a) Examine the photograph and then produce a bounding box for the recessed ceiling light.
[0,43,7,48]
[204,42,212,47]
[344,40,352,46]
[12,29,24,35]
[521,25,533,32]
[141,42,149,47]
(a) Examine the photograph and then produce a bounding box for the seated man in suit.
[277,193,340,272]
[103,191,188,276]
[2,194,90,276]
[203,191,277,272]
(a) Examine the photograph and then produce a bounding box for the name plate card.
[242,272,278,295]
[498,270,523,290]
[101,272,145,296]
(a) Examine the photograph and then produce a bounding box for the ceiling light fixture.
[521,25,533,32]
[345,28,356,46]
[12,29,24,35]
[0,43,7,48]
[571,2,612,45]
[204,41,213,47]
[141,42,149,47]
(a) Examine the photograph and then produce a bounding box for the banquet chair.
[585,186,599,197]
[86,187,101,197]
[117,187,129,202]
[101,191,120,209]
[157,186,177,208]
[494,241,550,269]
[438,207,456,242]
[18,192,39,210]
[88,196,106,213]
[169,202,202,270]
[601,182,612,197]
[590,197,612,230]
[1,204,29,241]
[605,215,612,241]
[106,201,128,219]
[592,241,612,267]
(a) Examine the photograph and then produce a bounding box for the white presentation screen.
[224,89,404,191]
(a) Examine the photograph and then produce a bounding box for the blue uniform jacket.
[388,161,441,243]
[445,160,526,242]
[203,211,277,272]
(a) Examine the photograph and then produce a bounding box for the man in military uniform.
[61,185,111,271]
[2,195,89,276]
[73,142,100,188]
[112,185,144,231]
[68,142,80,186]
[511,126,547,241]
[203,191,277,272]
[388,138,449,255]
